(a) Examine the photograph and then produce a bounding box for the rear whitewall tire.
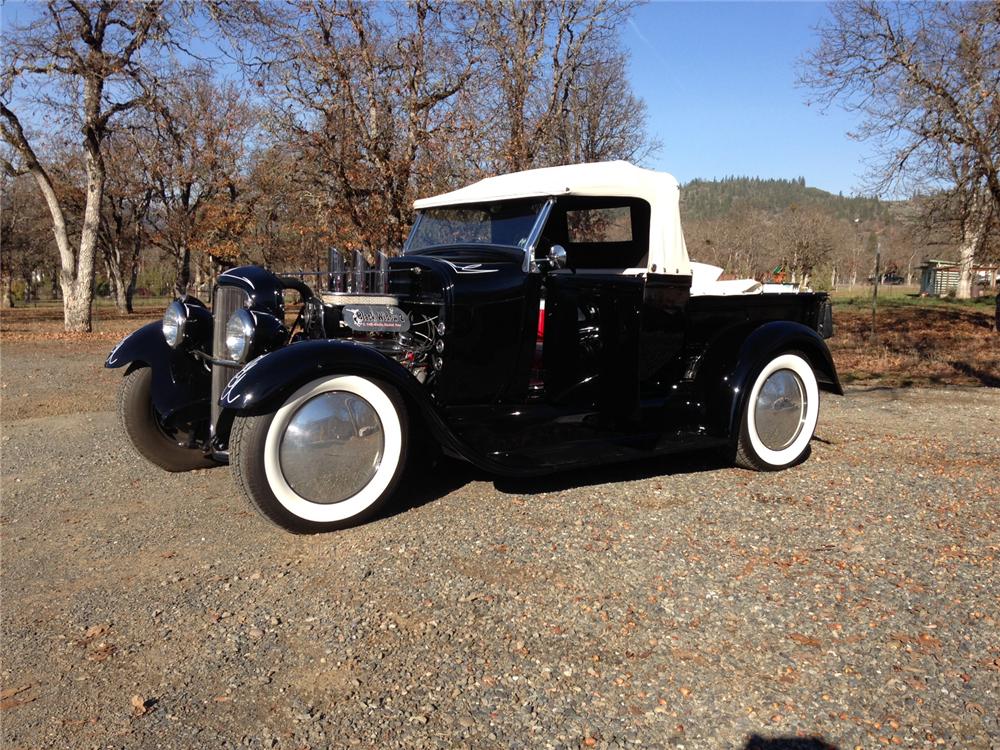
[735,353,819,471]
[230,375,408,533]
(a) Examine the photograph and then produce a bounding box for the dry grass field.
[829,296,999,388]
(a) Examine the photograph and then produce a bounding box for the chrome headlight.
[225,309,255,363]
[162,300,187,348]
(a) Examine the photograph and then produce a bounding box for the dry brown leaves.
[831,304,999,386]
[0,684,37,710]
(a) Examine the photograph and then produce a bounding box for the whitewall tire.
[735,352,819,471]
[230,375,408,533]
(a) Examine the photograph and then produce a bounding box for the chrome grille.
[211,285,249,434]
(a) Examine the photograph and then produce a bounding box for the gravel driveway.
[2,343,998,750]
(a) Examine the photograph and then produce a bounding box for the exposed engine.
[296,292,443,384]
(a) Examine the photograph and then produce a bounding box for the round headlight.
[225,309,255,363]
[162,300,187,349]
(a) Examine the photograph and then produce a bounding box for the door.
[542,272,643,422]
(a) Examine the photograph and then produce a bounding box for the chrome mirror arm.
[523,198,555,273]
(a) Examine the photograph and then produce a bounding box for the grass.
[832,290,996,311]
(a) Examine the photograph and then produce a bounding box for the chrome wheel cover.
[278,391,384,504]
[753,369,807,451]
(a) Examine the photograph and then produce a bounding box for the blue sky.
[624,2,872,195]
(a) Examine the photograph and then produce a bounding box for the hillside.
[680,176,894,223]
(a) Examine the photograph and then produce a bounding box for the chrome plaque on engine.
[341,305,410,332]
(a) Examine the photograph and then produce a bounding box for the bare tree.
[251,0,478,256]
[684,208,776,279]
[1,0,170,331]
[1,172,56,307]
[777,205,836,288]
[559,53,658,165]
[140,71,252,296]
[475,0,646,171]
[100,130,152,313]
[802,1,1000,298]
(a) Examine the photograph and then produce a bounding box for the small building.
[919,259,1000,296]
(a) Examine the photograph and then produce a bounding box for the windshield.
[406,199,545,252]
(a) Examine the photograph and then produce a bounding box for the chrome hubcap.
[754,369,807,451]
[278,391,384,503]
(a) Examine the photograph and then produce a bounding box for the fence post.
[330,249,345,292]
[353,250,366,293]
[378,251,389,293]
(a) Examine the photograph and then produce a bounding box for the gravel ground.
[1,341,998,750]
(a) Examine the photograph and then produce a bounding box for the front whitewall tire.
[264,376,403,523]
[230,375,409,533]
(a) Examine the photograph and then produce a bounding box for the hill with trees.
[679,177,932,290]
[680,176,892,224]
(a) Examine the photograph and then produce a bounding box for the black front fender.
[105,322,211,423]
[697,320,843,442]
[214,340,493,469]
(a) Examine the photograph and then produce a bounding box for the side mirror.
[547,244,567,270]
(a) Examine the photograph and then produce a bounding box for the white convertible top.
[413,161,692,276]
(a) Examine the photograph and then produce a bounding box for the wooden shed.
[919,259,1000,296]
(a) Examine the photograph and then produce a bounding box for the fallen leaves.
[130,694,156,717]
[78,623,110,645]
[87,643,116,662]
[888,632,942,653]
[830,303,1000,387]
[77,623,116,662]
[788,632,823,648]
[0,685,36,710]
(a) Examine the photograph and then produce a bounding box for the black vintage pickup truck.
[107,161,841,533]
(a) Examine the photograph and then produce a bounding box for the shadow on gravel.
[743,735,839,750]
[382,458,483,519]
[493,450,730,496]
[948,360,1000,387]
[382,449,732,519]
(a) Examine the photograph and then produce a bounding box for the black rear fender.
[105,322,210,424]
[695,320,843,441]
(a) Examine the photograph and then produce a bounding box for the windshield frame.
[404,198,554,272]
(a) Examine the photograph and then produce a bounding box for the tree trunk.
[104,245,129,313]
[830,266,837,289]
[110,264,128,312]
[1,276,13,308]
[175,245,191,297]
[22,273,35,304]
[125,235,141,314]
[955,227,977,299]
[63,286,93,331]
[193,259,204,300]
[58,125,105,332]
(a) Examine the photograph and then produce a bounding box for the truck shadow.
[743,737,838,750]
[387,448,733,519]
[493,449,731,495]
